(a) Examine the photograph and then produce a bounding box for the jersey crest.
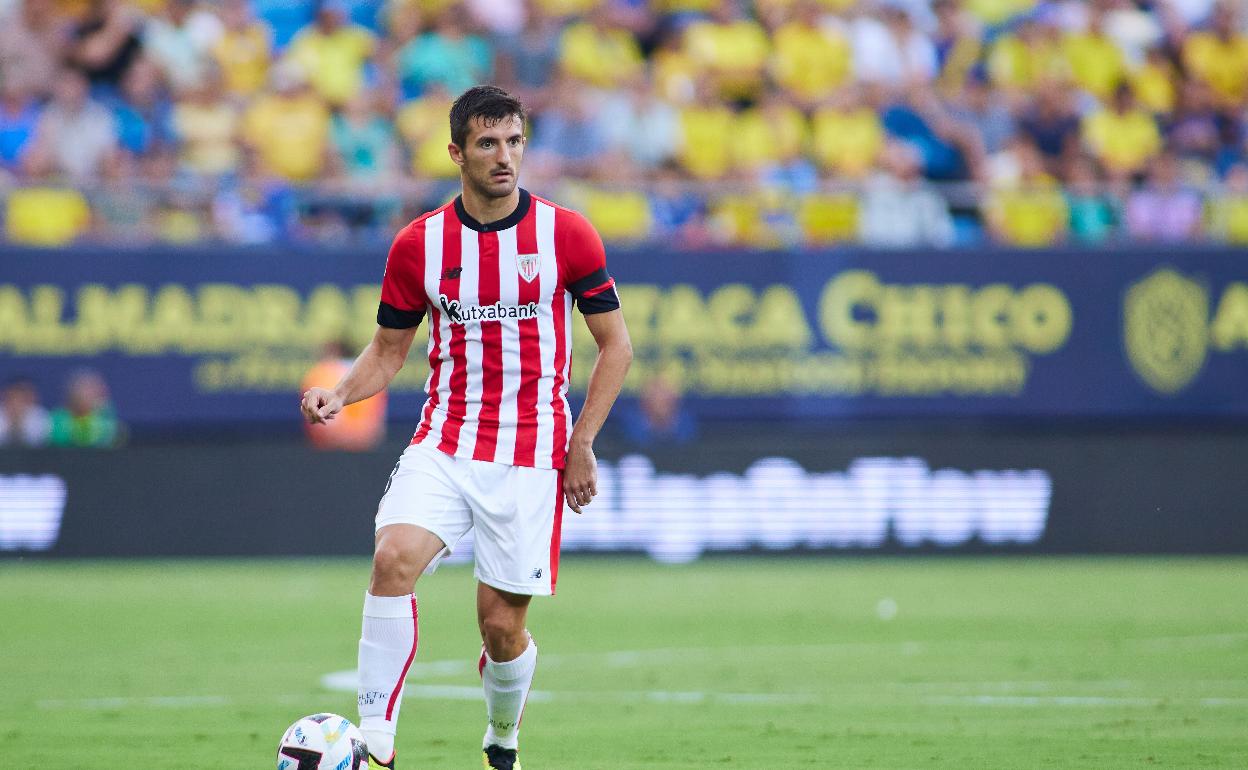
[517,252,541,283]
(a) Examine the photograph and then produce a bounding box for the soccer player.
[300,86,632,770]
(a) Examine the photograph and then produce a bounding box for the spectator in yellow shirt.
[1062,7,1127,101]
[1183,2,1248,107]
[684,0,770,101]
[213,0,273,99]
[242,62,331,182]
[811,87,885,178]
[986,140,1069,247]
[1208,164,1248,245]
[987,18,1063,94]
[286,0,375,107]
[1081,86,1163,178]
[395,86,458,179]
[1132,46,1176,115]
[5,184,92,246]
[172,73,241,177]
[731,91,808,173]
[769,1,851,108]
[676,79,734,180]
[558,7,643,89]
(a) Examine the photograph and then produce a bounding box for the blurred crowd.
[0,371,121,447]
[2,0,1248,248]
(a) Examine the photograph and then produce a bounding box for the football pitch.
[2,557,1246,768]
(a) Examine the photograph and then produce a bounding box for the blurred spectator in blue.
[68,0,144,93]
[253,0,317,50]
[0,80,42,175]
[1064,156,1119,245]
[144,0,224,92]
[495,2,562,105]
[212,155,294,243]
[0,377,51,448]
[48,370,121,448]
[649,160,709,246]
[1019,82,1080,171]
[396,6,492,99]
[860,141,956,248]
[594,78,679,170]
[330,91,399,183]
[881,86,978,181]
[26,69,119,183]
[0,0,70,97]
[529,78,604,176]
[1126,152,1204,243]
[112,59,176,161]
[618,374,697,449]
[948,73,1015,156]
[1166,80,1227,167]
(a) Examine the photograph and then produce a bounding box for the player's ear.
[448,142,465,167]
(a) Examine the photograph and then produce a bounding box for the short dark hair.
[449,86,525,149]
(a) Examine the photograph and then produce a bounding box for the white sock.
[357,592,418,761]
[481,635,538,750]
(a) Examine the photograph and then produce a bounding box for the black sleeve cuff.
[568,266,611,298]
[377,301,425,329]
[576,286,620,314]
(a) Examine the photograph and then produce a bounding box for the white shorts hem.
[475,571,554,597]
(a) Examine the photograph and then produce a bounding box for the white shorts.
[375,443,565,595]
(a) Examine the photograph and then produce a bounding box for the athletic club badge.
[516,253,541,283]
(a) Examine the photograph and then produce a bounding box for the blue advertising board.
[2,244,1247,427]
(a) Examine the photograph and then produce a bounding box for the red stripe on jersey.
[549,287,569,468]
[513,213,541,466]
[385,595,419,721]
[437,219,468,456]
[410,313,441,444]
[473,232,503,461]
[581,277,616,298]
[550,475,564,594]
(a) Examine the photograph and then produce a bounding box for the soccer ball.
[276,713,368,770]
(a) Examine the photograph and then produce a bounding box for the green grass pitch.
[2,557,1246,768]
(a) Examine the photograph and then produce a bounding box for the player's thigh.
[467,463,563,596]
[373,523,447,577]
[374,444,474,566]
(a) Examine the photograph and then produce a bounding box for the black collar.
[454,188,531,233]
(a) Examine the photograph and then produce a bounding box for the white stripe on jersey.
[421,211,450,446]
[493,226,521,465]
[532,201,558,467]
[456,224,485,456]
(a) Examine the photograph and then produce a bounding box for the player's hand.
[301,387,344,424]
[562,440,598,514]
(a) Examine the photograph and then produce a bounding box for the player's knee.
[372,540,419,586]
[478,612,525,658]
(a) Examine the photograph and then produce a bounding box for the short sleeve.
[377,222,427,329]
[557,209,621,315]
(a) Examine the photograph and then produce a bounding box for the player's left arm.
[565,308,632,513]
[559,210,632,513]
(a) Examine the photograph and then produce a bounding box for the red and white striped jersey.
[377,189,619,470]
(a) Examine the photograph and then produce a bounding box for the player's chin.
[483,174,517,196]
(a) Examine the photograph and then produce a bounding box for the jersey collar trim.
[453,188,531,233]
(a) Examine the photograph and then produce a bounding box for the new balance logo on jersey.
[439,294,539,325]
[444,267,462,279]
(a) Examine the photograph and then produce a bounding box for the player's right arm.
[302,222,427,424]
[301,326,418,424]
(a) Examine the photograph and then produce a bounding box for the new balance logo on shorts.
[530,568,543,579]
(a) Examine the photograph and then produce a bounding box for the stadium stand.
[0,0,1245,248]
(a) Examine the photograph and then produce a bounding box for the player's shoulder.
[392,199,456,248]
[530,193,600,242]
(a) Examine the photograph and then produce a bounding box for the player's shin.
[480,634,538,750]
[357,592,419,762]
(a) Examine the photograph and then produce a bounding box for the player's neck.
[459,185,522,227]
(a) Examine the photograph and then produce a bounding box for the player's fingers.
[565,489,582,514]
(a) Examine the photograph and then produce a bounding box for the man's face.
[450,114,525,200]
